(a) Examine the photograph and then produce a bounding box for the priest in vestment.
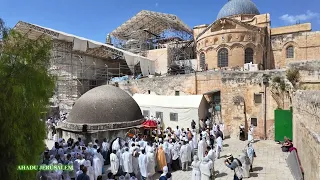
[157,145,167,172]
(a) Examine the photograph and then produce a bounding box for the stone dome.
[67,85,143,124]
[217,0,260,20]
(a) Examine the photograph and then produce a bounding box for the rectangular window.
[142,110,150,117]
[254,93,262,104]
[155,112,163,120]
[170,113,178,121]
[251,118,258,126]
[175,91,180,96]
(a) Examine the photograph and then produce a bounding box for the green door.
[274,109,293,141]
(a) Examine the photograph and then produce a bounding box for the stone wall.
[288,60,320,90]
[119,70,284,139]
[271,31,320,69]
[292,91,320,180]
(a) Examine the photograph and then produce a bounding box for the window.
[286,46,294,58]
[254,93,262,104]
[200,52,206,70]
[148,90,151,94]
[218,48,229,67]
[245,48,254,63]
[142,110,150,117]
[170,113,178,121]
[155,112,163,120]
[175,91,180,96]
[251,118,258,126]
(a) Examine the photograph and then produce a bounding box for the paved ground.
[46,138,294,180]
[170,138,294,180]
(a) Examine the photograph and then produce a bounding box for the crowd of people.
[39,115,257,180]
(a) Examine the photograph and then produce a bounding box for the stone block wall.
[288,60,320,90]
[119,70,284,139]
[292,91,320,180]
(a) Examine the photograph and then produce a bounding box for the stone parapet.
[57,118,145,132]
[293,90,320,180]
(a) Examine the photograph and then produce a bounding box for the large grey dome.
[67,85,143,124]
[217,0,260,20]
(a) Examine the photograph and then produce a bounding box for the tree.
[0,18,55,179]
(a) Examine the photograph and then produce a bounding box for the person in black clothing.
[77,166,90,180]
[191,120,196,130]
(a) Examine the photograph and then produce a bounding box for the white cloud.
[155,2,159,7]
[280,10,320,24]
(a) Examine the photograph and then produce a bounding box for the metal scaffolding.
[110,10,196,74]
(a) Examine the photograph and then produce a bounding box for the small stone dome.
[217,0,260,20]
[67,85,143,124]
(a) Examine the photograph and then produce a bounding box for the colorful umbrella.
[142,120,157,128]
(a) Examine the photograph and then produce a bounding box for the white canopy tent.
[132,94,209,129]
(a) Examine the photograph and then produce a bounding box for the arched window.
[286,46,294,58]
[218,48,228,67]
[200,52,206,70]
[245,48,254,63]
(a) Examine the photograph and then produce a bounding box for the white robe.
[93,155,103,180]
[122,151,133,173]
[192,131,197,149]
[187,143,192,162]
[191,160,201,180]
[180,145,189,163]
[110,153,119,175]
[146,151,156,177]
[197,140,206,161]
[216,136,223,158]
[138,153,148,178]
[248,126,254,142]
[199,160,213,180]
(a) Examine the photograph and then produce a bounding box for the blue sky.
[1,0,320,42]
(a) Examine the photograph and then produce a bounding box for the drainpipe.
[263,76,268,140]
[195,71,198,94]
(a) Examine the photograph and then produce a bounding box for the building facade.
[194,0,320,71]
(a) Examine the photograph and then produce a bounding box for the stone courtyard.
[169,138,294,180]
[46,138,294,180]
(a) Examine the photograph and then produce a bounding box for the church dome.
[67,85,143,124]
[217,0,260,20]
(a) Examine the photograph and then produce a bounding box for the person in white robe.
[248,124,255,142]
[110,150,120,175]
[146,148,156,179]
[75,153,86,165]
[112,138,121,151]
[215,135,223,159]
[132,147,140,177]
[191,155,201,180]
[138,148,148,180]
[197,138,206,161]
[122,147,133,174]
[93,152,103,180]
[186,141,192,164]
[53,134,58,142]
[247,142,255,172]
[219,123,225,139]
[239,151,251,178]
[174,126,181,139]
[191,129,197,149]
[84,160,95,180]
[199,157,214,180]
[180,141,189,171]
[206,146,215,163]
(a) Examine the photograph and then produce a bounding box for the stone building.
[56,85,144,143]
[194,0,320,70]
